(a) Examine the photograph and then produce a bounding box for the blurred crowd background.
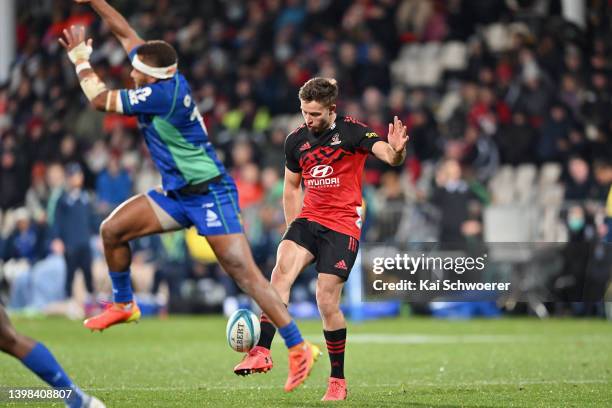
[0,0,610,318]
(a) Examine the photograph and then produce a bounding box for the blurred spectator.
[45,163,66,228]
[563,157,594,201]
[495,111,536,165]
[410,108,441,162]
[463,125,500,182]
[592,161,612,202]
[582,70,611,129]
[537,103,572,163]
[554,204,598,311]
[8,239,66,313]
[373,171,407,243]
[95,155,132,217]
[151,232,190,300]
[2,208,46,264]
[0,149,27,211]
[235,163,264,210]
[133,157,162,195]
[261,128,287,173]
[25,163,50,224]
[132,232,190,302]
[513,67,554,123]
[359,44,391,93]
[51,163,96,299]
[431,159,482,243]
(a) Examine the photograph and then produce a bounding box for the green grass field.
[1,316,611,407]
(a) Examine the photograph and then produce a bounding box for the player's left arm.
[59,25,123,113]
[371,116,409,167]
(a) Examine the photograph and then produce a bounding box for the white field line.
[289,333,612,344]
[87,379,610,392]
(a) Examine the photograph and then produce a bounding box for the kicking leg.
[231,239,314,375]
[207,233,320,390]
[206,234,302,330]
[259,240,314,349]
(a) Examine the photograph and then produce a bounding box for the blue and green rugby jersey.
[119,48,225,191]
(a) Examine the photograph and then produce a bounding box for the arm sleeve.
[351,123,382,153]
[284,134,302,173]
[119,81,173,116]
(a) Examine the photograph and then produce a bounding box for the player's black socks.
[257,313,277,350]
[324,328,347,379]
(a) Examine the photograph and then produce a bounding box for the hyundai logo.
[309,165,334,178]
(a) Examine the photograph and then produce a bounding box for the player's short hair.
[299,77,338,107]
[137,40,178,68]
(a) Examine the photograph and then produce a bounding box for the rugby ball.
[226,309,261,352]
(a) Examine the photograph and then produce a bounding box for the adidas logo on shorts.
[334,260,348,270]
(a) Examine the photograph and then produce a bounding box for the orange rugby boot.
[83,301,141,331]
[321,377,347,401]
[284,341,321,392]
[233,346,274,376]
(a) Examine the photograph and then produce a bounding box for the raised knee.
[100,218,122,246]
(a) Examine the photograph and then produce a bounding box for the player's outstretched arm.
[75,0,144,53]
[59,25,122,113]
[372,116,409,166]
[283,168,303,227]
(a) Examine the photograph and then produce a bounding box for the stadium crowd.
[0,0,610,316]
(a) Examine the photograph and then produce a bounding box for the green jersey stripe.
[152,117,221,184]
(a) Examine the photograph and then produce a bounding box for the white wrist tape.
[131,54,177,79]
[68,41,93,64]
[79,75,107,101]
[75,61,92,75]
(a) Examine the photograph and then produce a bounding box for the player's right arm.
[76,0,144,53]
[283,133,304,226]
[283,168,303,227]
[59,25,122,113]
[60,26,170,115]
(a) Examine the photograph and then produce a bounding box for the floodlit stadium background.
[0,1,611,319]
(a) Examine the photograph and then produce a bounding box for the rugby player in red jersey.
[234,78,408,400]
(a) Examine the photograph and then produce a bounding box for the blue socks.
[20,343,85,408]
[278,320,304,348]
[109,270,133,303]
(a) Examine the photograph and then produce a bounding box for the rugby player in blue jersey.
[59,0,319,391]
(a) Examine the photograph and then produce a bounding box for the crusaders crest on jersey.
[330,133,341,145]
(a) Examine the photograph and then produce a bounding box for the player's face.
[300,100,336,133]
